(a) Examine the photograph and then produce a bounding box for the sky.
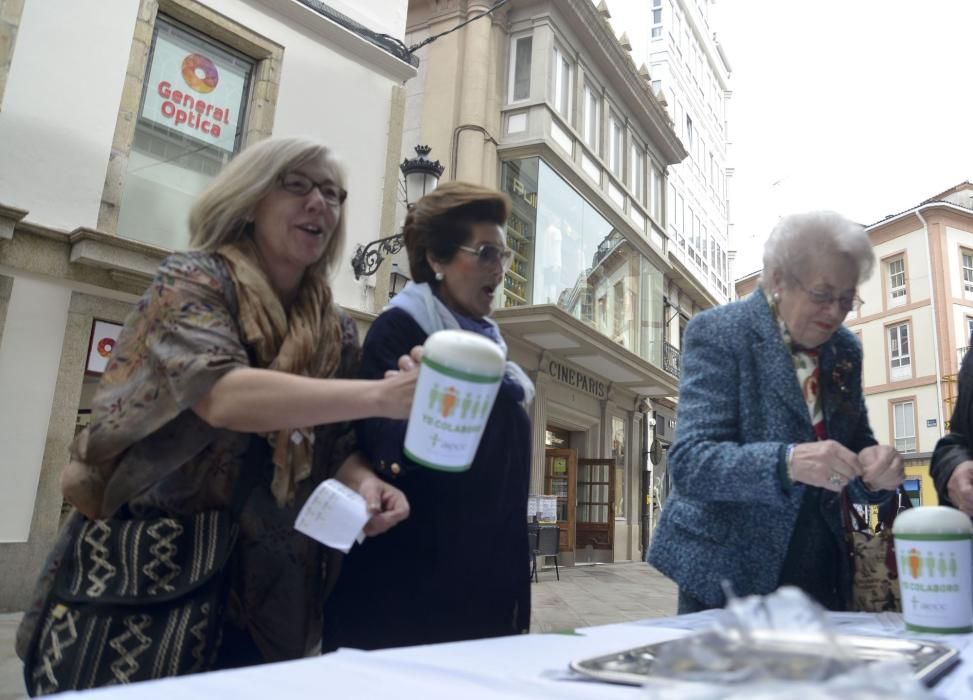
[709,0,973,277]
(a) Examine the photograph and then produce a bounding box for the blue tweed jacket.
[648,289,892,607]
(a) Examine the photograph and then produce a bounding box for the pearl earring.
[772,291,781,302]
[435,271,444,281]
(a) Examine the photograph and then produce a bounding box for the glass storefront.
[501,157,663,366]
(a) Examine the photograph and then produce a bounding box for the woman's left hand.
[359,475,410,536]
[858,444,905,491]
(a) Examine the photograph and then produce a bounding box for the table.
[64,612,972,699]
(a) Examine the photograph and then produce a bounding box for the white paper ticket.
[294,479,368,553]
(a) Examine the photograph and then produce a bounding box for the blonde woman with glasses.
[20,138,417,691]
[649,211,905,615]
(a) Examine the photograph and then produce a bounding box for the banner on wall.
[140,26,249,153]
[86,320,123,375]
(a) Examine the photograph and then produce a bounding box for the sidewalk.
[0,614,21,700]
[1,561,676,698]
[529,560,677,632]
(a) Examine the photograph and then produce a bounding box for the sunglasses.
[456,243,514,271]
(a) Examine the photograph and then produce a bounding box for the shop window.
[903,477,921,506]
[115,17,255,249]
[612,416,626,520]
[499,157,664,364]
[508,35,532,102]
[545,425,571,448]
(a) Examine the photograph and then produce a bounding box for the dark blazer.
[931,343,973,508]
[648,290,892,607]
[321,308,532,650]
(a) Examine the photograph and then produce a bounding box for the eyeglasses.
[796,280,863,312]
[456,243,514,271]
[279,172,347,206]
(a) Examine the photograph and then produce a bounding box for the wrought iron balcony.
[663,341,681,378]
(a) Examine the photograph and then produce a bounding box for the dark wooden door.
[575,458,615,552]
[544,448,576,553]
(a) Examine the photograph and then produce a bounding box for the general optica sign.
[140,32,248,153]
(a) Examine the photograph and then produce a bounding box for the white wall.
[864,384,939,454]
[202,0,406,307]
[0,277,71,541]
[0,0,411,310]
[325,0,408,41]
[0,0,140,230]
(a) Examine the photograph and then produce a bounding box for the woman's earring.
[435,271,444,282]
[772,291,781,303]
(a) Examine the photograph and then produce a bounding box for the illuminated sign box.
[140,25,249,153]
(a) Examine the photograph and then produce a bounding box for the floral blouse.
[23,252,359,663]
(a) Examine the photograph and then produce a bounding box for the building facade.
[0,0,416,610]
[851,183,973,507]
[400,0,728,565]
[603,0,732,303]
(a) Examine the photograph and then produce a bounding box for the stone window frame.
[0,0,25,111]
[97,0,283,234]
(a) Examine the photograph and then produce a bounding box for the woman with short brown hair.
[323,182,534,650]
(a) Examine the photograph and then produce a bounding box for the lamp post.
[351,145,444,280]
[388,263,410,299]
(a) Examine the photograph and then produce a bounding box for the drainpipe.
[449,124,498,181]
[915,208,946,435]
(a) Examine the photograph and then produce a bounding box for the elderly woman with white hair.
[649,211,904,614]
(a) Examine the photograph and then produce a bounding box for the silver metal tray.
[570,630,961,688]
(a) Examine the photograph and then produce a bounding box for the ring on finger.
[828,473,844,487]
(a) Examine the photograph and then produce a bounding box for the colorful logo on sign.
[181,53,219,93]
[902,547,960,580]
[428,384,491,420]
[96,337,115,358]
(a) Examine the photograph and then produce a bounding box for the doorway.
[575,458,615,563]
[543,447,576,555]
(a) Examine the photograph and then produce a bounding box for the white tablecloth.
[64,612,973,699]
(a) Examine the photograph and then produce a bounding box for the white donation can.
[403,329,505,472]
[893,505,973,634]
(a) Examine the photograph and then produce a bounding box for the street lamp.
[388,263,410,299]
[351,145,444,280]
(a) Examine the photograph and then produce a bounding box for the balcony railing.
[663,342,681,378]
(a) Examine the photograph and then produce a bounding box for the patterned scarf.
[767,289,827,440]
[218,239,342,507]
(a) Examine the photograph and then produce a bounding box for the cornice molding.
[0,203,28,241]
[563,0,686,164]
